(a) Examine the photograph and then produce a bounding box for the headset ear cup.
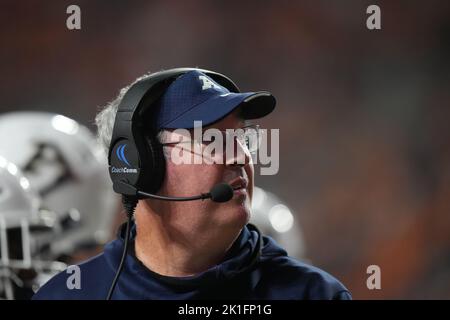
[142,134,165,194]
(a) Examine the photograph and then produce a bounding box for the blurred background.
[0,0,449,299]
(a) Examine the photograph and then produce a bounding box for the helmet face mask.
[0,112,119,257]
[0,156,66,300]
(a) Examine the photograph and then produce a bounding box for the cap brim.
[161,91,276,129]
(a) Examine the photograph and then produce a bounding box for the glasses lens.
[242,125,260,154]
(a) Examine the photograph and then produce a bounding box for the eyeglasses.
[160,124,261,155]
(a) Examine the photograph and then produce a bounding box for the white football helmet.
[0,112,119,257]
[0,156,65,300]
[251,186,306,259]
[0,156,41,229]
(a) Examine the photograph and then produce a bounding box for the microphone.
[118,181,235,203]
[209,183,235,202]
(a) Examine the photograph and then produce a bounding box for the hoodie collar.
[104,222,262,299]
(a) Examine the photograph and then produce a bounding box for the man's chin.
[221,202,251,228]
[208,189,251,227]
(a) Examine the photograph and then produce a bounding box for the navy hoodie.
[33,223,351,300]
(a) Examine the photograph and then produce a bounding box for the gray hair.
[95,72,168,155]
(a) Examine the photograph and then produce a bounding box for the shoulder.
[258,254,352,300]
[32,252,113,300]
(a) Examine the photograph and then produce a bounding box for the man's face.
[148,109,254,235]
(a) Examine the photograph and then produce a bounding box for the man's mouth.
[228,176,248,191]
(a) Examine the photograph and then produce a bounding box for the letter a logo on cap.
[199,75,221,90]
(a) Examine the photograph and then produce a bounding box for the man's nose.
[224,138,251,167]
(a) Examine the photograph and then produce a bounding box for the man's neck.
[133,201,242,277]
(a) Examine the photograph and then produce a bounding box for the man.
[33,69,351,300]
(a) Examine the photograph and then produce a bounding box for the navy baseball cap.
[154,70,276,130]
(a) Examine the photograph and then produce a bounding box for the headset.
[106,68,241,299]
[108,67,240,197]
